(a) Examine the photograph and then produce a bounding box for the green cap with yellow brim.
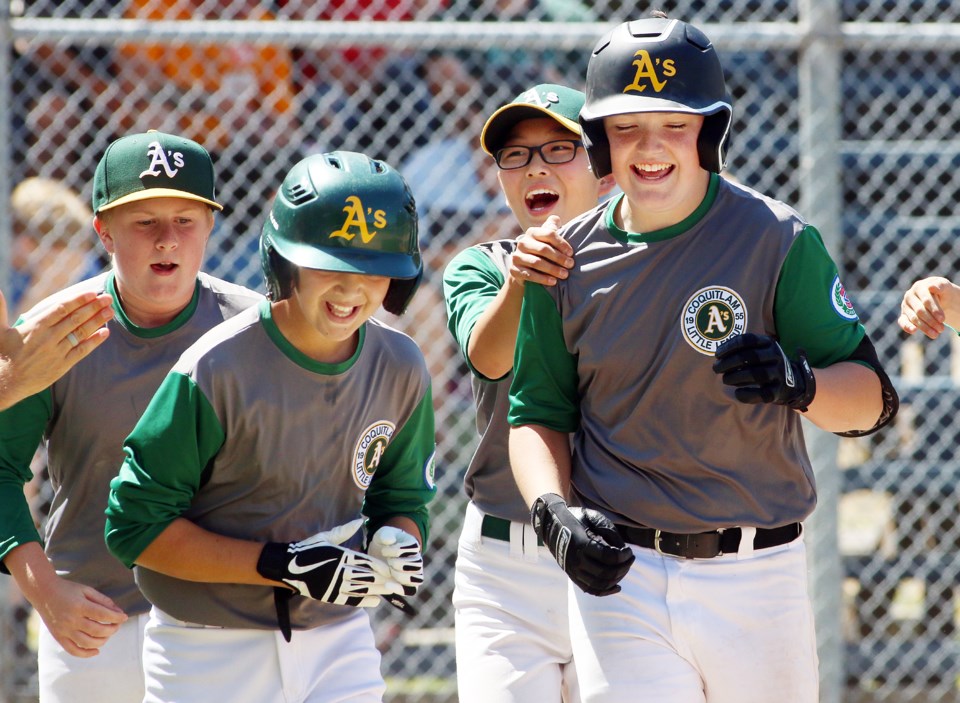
[92,130,222,214]
[480,84,585,156]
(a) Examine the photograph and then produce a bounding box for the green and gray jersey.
[509,174,867,533]
[105,301,437,631]
[444,240,531,523]
[0,271,262,615]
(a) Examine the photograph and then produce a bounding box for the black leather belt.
[615,523,802,559]
[481,514,544,546]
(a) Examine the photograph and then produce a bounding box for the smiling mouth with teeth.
[633,164,672,178]
[328,303,356,318]
[526,189,559,211]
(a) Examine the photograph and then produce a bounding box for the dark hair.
[266,247,299,301]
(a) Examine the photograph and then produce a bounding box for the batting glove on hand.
[712,333,817,412]
[256,519,400,608]
[367,526,423,597]
[532,493,635,597]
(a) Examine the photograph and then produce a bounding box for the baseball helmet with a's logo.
[579,17,733,177]
[260,151,422,314]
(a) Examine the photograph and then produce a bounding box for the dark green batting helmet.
[260,151,422,315]
[579,17,733,177]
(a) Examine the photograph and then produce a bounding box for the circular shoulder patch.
[423,449,437,491]
[353,421,396,489]
[830,275,859,320]
[681,286,748,355]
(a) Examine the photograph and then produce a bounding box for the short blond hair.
[12,177,93,246]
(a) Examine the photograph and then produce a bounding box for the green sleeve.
[0,389,53,571]
[362,386,437,547]
[507,283,580,432]
[105,372,225,568]
[442,247,508,380]
[774,225,866,367]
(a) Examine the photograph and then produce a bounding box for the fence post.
[798,0,844,701]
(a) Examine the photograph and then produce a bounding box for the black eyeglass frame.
[494,139,583,170]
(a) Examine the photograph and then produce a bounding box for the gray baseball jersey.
[105,301,437,631]
[444,240,534,524]
[509,175,868,532]
[0,272,262,614]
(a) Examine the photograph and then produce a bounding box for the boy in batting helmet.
[105,151,436,703]
[507,15,898,702]
[443,83,614,701]
[0,130,262,702]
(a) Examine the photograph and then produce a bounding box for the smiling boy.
[0,131,261,702]
[507,17,898,702]
[105,152,436,703]
[443,84,613,701]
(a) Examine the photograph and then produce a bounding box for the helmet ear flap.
[383,268,423,316]
[260,238,296,302]
[697,110,732,173]
[579,117,612,179]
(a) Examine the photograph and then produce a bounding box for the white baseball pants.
[453,501,579,703]
[38,611,148,703]
[570,534,818,703]
[142,606,385,703]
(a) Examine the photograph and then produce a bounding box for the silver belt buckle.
[654,529,665,555]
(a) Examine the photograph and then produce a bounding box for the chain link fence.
[2,1,960,701]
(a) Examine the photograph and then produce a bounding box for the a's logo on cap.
[330,195,385,245]
[624,50,676,94]
[139,141,185,179]
[518,88,561,110]
[352,421,396,489]
[681,286,747,355]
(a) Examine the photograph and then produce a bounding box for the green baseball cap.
[92,130,222,214]
[480,84,585,156]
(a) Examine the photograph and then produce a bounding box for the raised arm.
[0,289,113,410]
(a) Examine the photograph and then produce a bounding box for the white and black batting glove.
[256,519,400,608]
[367,526,423,596]
[712,333,817,412]
[531,493,635,597]
[367,526,423,615]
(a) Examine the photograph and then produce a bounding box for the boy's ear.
[92,215,114,253]
[598,174,617,197]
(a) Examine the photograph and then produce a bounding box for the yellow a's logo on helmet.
[624,50,676,94]
[330,195,387,245]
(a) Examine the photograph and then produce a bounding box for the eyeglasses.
[494,139,583,170]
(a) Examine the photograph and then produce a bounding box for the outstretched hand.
[0,290,113,410]
[899,277,960,340]
[509,215,575,287]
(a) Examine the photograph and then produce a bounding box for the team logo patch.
[518,87,560,108]
[830,275,859,320]
[624,50,676,94]
[330,195,386,245]
[423,449,437,491]
[681,286,748,355]
[352,421,395,489]
[139,141,184,179]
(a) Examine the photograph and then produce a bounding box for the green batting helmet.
[260,151,422,315]
[579,17,733,177]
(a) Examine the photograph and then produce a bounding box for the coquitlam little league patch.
[681,286,748,355]
[353,421,395,489]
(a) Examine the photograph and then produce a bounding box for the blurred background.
[1,1,959,702]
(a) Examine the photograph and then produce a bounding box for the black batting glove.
[531,493,635,597]
[257,519,401,608]
[712,333,817,412]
